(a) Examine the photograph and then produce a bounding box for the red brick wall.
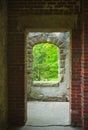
[71,30,82,126]
[7,0,82,126]
[82,0,88,129]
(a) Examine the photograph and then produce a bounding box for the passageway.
[26,32,71,128]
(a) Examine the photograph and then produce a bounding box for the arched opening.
[32,43,59,82]
[26,32,71,126]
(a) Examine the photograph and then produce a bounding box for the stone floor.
[8,102,82,130]
[8,126,82,130]
[26,101,70,126]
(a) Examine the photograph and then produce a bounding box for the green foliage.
[32,43,59,81]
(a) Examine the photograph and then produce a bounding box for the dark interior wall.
[0,0,7,130]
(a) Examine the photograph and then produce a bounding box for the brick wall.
[7,0,82,126]
[82,0,88,129]
[71,30,82,126]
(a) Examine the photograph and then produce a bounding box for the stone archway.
[26,32,70,101]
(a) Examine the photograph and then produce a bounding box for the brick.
[71,30,82,126]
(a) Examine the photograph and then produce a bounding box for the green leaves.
[32,43,59,81]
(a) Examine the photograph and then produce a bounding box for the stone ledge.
[33,81,59,87]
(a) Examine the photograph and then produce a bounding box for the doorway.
[25,32,71,126]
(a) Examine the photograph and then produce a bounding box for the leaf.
[32,43,59,81]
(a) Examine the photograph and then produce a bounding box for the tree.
[32,43,59,81]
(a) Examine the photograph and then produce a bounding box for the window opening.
[32,43,60,82]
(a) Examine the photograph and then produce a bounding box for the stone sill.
[33,81,59,87]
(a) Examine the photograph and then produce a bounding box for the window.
[32,43,59,81]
